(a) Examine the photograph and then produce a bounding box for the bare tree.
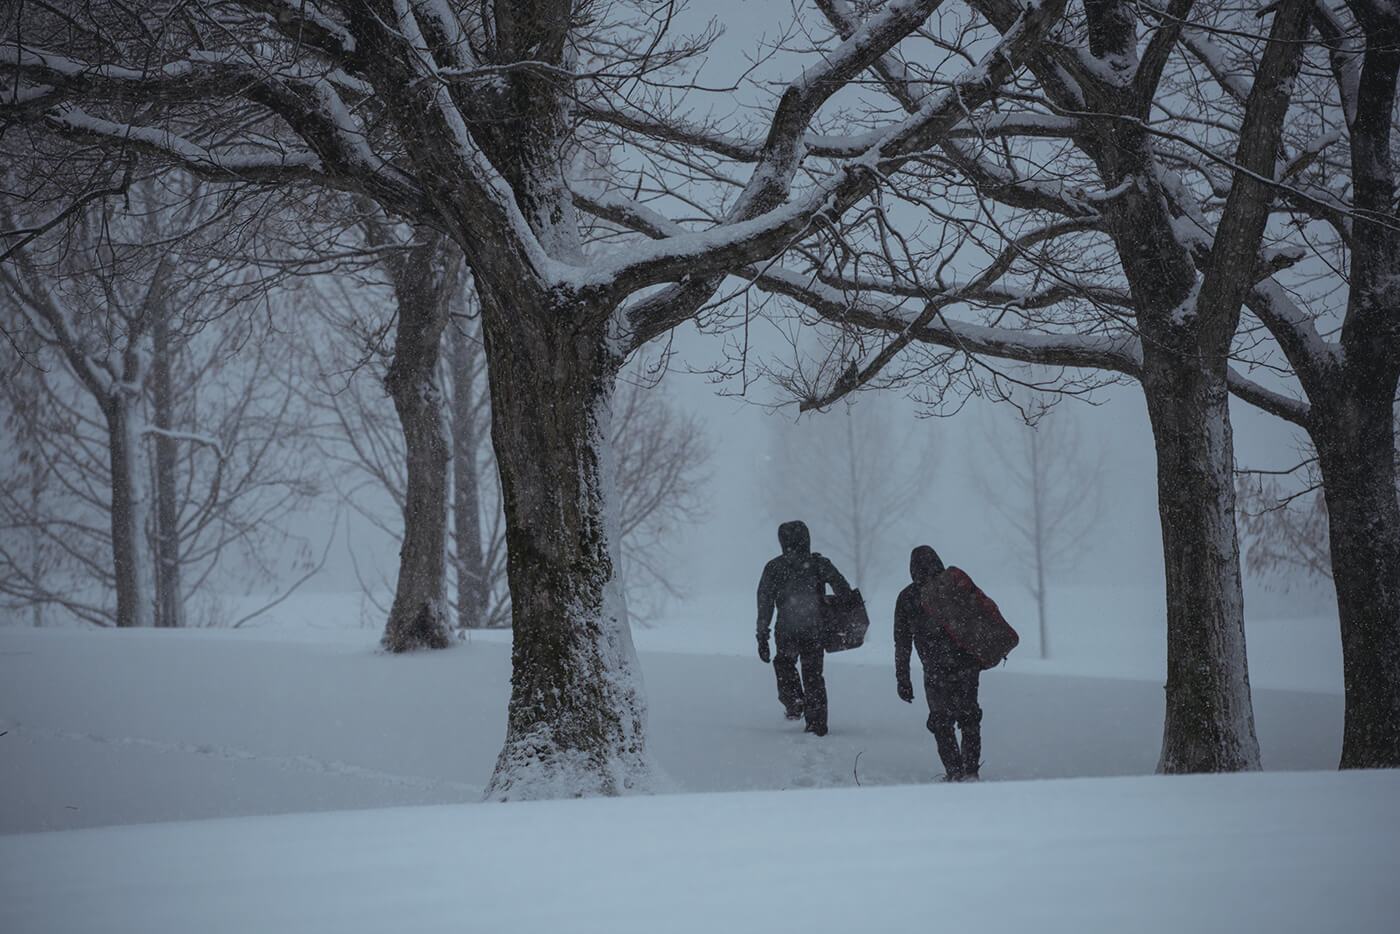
[1,191,175,627]
[1237,479,1334,585]
[611,374,712,620]
[974,407,1102,659]
[299,267,510,634]
[1239,411,1400,591]
[0,179,319,628]
[762,402,936,588]
[303,284,709,629]
[360,220,462,653]
[0,355,54,627]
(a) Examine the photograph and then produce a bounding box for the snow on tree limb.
[592,0,1069,319]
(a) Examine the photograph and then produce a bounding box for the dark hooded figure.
[895,545,983,781]
[756,521,852,736]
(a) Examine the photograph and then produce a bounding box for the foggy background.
[278,310,1335,680]
[216,0,1340,686]
[1,0,1343,690]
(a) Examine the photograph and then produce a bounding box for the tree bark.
[379,241,454,654]
[1246,6,1400,766]
[1141,347,1260,772]
[1094,152,1262,773]
[1325,1,1400,768]
[1060,0,1308,773]
[478,285,654,799]
[450,322,489,631]
[105,393,156,629]
[151,311,184,628]
[1314,390,1400,768]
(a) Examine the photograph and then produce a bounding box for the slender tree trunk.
[450,322,488,631]
[1140,348,1260,773]
[1314,392,1400,768]
[380,244,454,654]
[479,287,654,800]
[845,409,865,585]
[31,457,42,628]
[25,391,43,628]
[1030,428,1048,659]
[106,394,156,629]
[151,313,183,628]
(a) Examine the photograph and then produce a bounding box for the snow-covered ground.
[1,608,1388,933]
[2,771,1397,934]
[0,619,1343,833]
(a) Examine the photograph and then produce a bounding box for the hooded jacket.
[756,521,852,641]
[895,545,978,686]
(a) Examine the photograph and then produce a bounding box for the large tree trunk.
[1314,391,1400,768]
[105,393,156,629]
[380,244,454,654]
[1065,0,1309,776]
[1141,348,1260,773]
[1323,8,1400,769]
[151,313,183,628]
[478,287,655,800]
[450,322,489,631]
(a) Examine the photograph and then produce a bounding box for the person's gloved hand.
[897,679,914,703]
[757,636,771,664]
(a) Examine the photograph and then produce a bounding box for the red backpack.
[920,567,1019,669]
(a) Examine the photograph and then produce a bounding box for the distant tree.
[1237,480,1332,584]
[0,357,52,627]
[0,178,320,628]
[447,311,495,632]
[303,279,709,627]
[974,408,1103,659]
[1238,414,1400,588]
[762,403,936,588]
[361,219,461,653]
[611,374,711,621]
[301,284,512,632]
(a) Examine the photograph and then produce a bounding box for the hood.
[909,545,944,583]
[777,521,811,556]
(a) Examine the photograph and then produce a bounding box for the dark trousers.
[774,628,827,730]
[925,666,981,777]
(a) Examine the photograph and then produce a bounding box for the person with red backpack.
[756,520,853,736]
[895,545,1017,781]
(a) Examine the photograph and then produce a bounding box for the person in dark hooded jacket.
[895,545,983,780]
[756,521,852,736]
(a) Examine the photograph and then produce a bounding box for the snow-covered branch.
[588,0,1069,312]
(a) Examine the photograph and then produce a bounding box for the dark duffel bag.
[920,567,1019,669]
[822,589,870,652]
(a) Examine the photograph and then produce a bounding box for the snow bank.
[2,770,1396,934]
